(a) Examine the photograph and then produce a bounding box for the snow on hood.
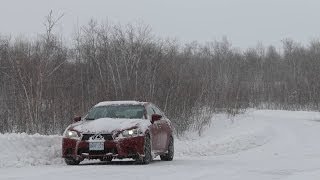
[71,118,151,134]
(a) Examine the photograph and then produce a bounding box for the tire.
[64,158,81,165]
[160,136,174,161]
[137,135,152,164]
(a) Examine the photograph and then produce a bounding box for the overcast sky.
[0,0,319,49]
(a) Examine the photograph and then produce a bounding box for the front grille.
[81,134,113,141]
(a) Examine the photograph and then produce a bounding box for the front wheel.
[136,135,152,164]
[64,158,81,165]
[160,136,174,161]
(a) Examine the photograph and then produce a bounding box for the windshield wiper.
[85,117,95,120]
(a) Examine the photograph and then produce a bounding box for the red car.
[62,101,174,165]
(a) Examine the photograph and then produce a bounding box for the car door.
[145,104,161,152]
[159,113,172,152]
[151,105,169,151]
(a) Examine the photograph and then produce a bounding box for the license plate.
[89,142,104,151]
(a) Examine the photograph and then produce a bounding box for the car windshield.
[85,105,145,120]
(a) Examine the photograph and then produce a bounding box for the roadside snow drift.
[176,112,274,156]
[2,109,320,180]
[0,110,276,168]
[0,133,63,168]
[2,112,266,168]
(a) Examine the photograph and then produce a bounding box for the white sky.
[1,0,320,49]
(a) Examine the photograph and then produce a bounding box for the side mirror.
[73,116,81,122]
[151,114,162,124]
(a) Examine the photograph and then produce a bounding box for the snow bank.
[176,111,274,157]
[0,133,63,168]
[2,110,320,180]
[2,109,307,168]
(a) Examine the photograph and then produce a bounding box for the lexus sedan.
[62,101,174,165]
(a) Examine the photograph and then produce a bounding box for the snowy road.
[2,110,320,180]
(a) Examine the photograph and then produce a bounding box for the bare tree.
[2,19,320,135]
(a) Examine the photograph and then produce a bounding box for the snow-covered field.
[1,109,320,180]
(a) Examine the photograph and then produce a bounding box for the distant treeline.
[1,18,320,135]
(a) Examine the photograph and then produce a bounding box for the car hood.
[70,118,151,134]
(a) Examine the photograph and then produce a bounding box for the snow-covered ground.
[1,109,320,179]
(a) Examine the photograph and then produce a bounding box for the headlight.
[121,128,140,138]
[64,130,80,140]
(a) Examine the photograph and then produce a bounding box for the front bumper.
[62,136,145,160]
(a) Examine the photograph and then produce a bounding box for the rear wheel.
[160,136,174,161]
[64,158,81,165]
[136,135,152,164]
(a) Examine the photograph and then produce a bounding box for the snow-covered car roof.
[94,101,147,107]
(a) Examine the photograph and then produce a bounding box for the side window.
[151,104,163,116]
[146,105,155,120]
